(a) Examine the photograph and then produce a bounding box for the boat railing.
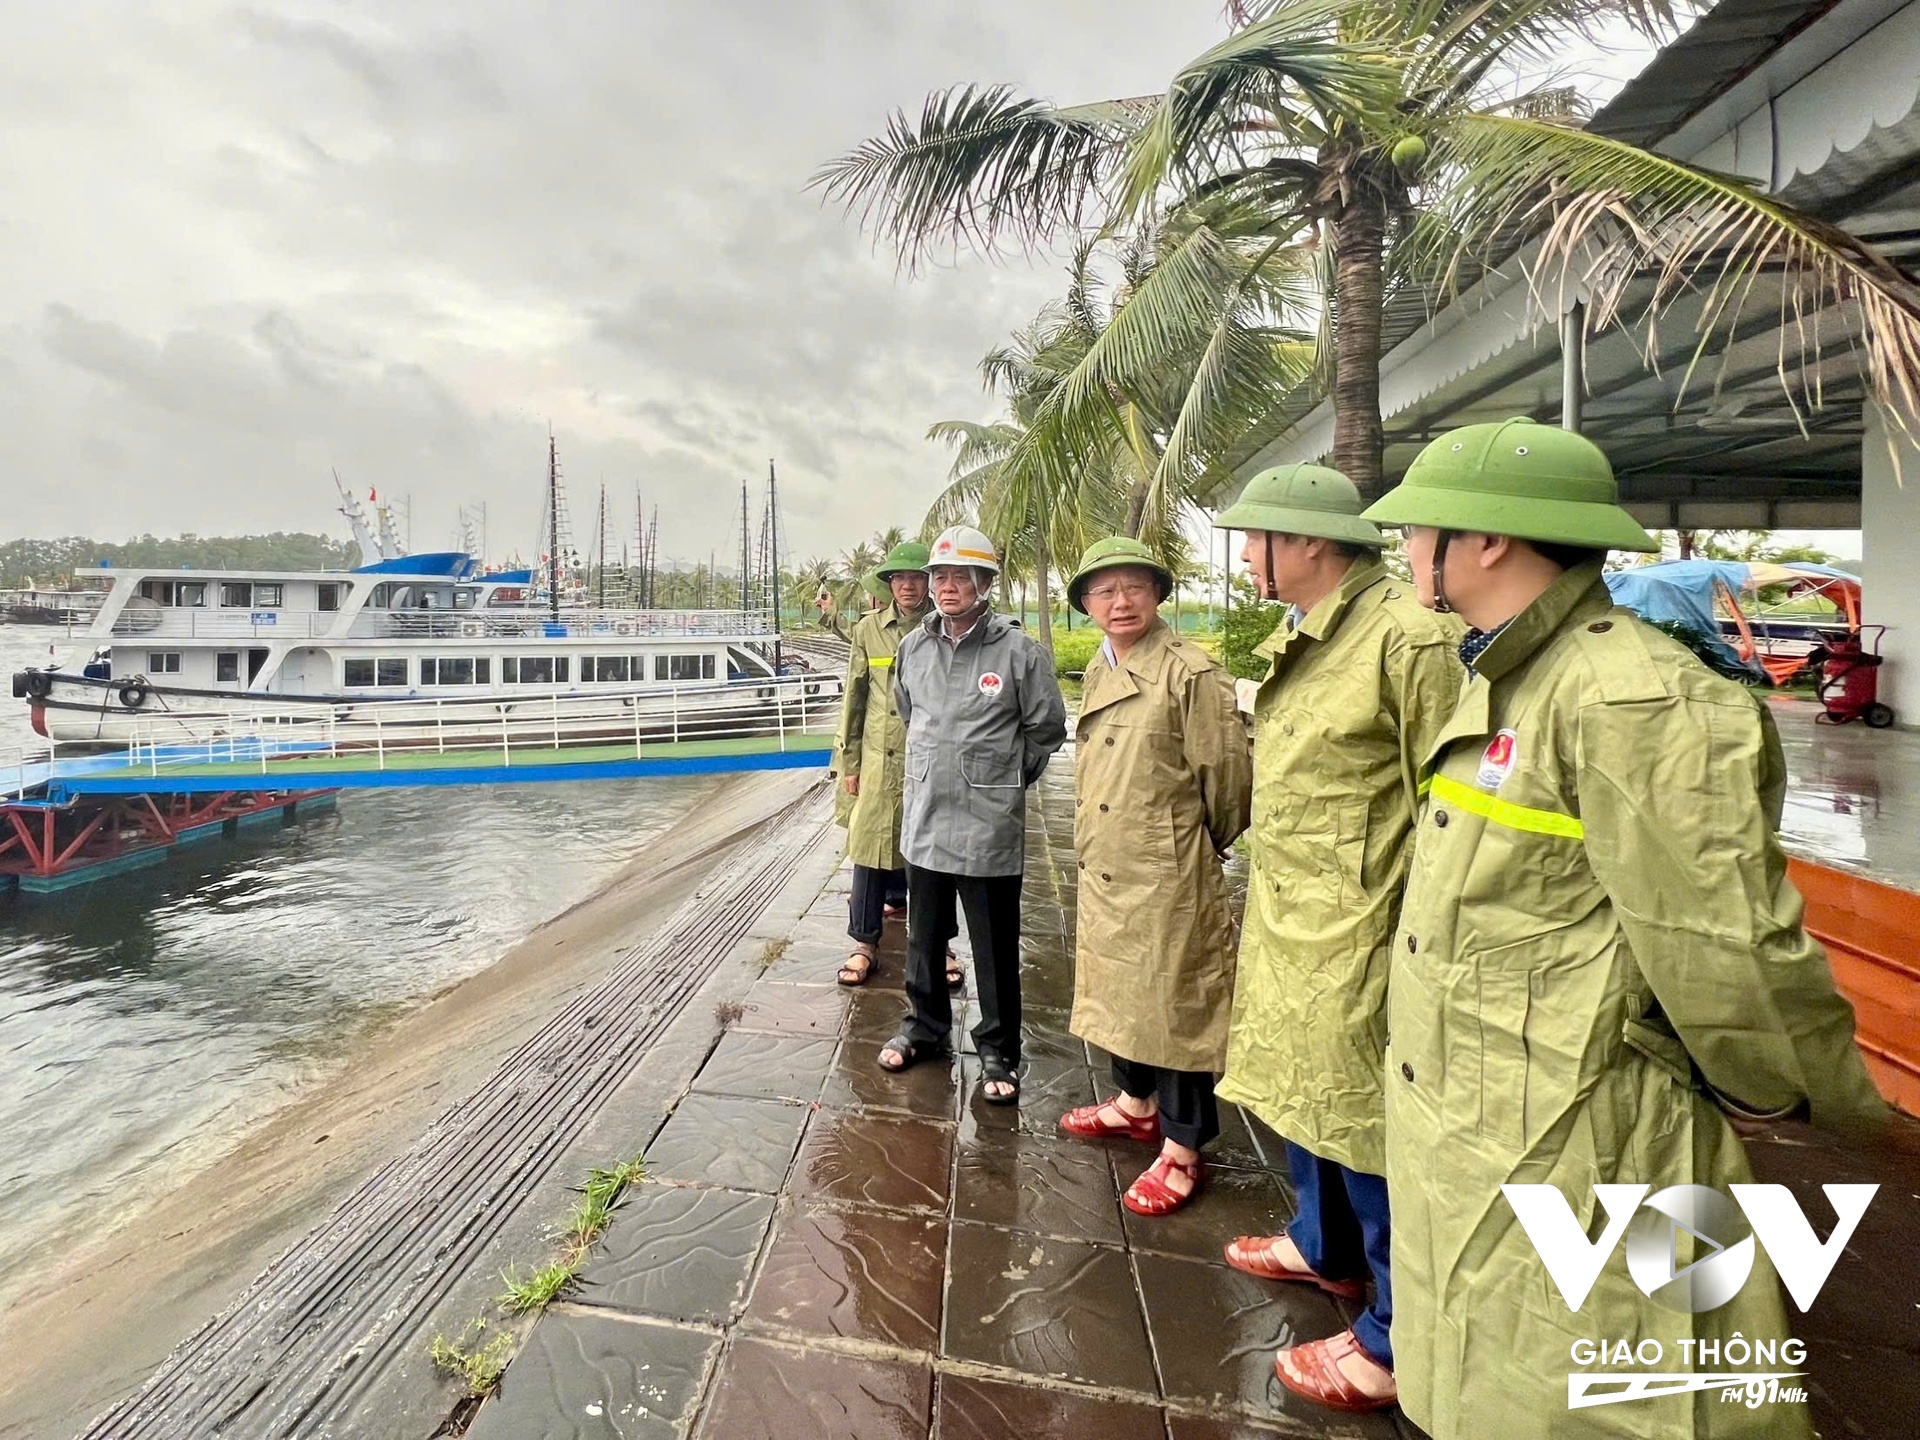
[109,610,335,640]
[1,741,56,801]
[343,608,776,642]
[111,673,844,778]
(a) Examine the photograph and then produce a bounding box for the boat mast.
[596,483,608,611]
[768,458,782,673]
[647,506,660,608]
[739,482,751,614]
[547,434,561,622]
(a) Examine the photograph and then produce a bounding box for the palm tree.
[816,0,1920,494]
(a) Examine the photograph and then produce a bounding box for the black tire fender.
[119,681,150,709]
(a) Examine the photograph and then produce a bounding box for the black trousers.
[901,864,1023,1066]
[1111,1054,1220,1151]
[847,864,907,946]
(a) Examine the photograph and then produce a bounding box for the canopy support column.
[1560,302,1585,433]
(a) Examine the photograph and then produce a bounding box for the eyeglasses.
[1083,581,1160,602]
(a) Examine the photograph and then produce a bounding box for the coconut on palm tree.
[816,0,1920,495]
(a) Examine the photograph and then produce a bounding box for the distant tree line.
[0,533,361,587]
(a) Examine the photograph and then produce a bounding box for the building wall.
[1862,403,1920,723]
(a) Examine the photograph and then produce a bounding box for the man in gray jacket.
[880,525,1067,1104]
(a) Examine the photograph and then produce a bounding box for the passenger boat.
[3,586,109,627]
[10,552,814,746]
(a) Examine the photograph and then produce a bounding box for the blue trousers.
[1282,1140,1393,1369]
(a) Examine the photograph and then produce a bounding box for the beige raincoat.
[1387,564,1885,1440]
[1214,561,1462,1172]
[830,601,923,869]
[1070,623,1252,1072]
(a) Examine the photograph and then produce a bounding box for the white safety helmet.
[927,524,1000,576]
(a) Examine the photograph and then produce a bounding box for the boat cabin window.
[147,651,182,674]
[317,583,344,612]
[216,652,241,683]
[138,580,207,608]
[420,657,489,686]
[453,588,480,611]
[591,656,630,683]
[502,656,570,684]
[344,658,409,687]
[219,581,283,608]
[487,587,526,607]
[656,653,714,682]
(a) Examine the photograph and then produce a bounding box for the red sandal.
[1059,1099,1161,1143]
[1122,1152,1205,1216]
[1223,1235,1366,1301]
[1273,1328,1397,1414]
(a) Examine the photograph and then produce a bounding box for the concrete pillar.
[1862,402,1920,724]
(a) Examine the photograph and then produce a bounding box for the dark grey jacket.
[894,608,1067,877]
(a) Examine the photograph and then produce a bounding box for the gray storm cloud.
[0,1,1227,565]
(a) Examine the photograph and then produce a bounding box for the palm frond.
[811,85,1153,267]
[1426,113,1920,438]
[925,418,1024,473]
[1119,4,1404,218]
[1018,221,1317,513]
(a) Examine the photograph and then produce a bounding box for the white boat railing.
[345,608,776,641]
[106,606,778,642]
[1,742,56,801]
[111,673,845,778]
[108,610,334,639]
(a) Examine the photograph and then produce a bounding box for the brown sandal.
[945,949,964,989]
[1224,1235,1366,1301]
[838,944,876,987]
[1274,1328,1398,1414]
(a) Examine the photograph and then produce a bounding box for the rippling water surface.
[0,627,716,1303]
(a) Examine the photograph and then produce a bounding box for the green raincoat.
[1071,622,1252,1072]
[830,600,924,868]
[1215,561,1462,1172]
[1386,564,1886,1440]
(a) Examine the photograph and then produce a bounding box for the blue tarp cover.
[1604,561,1759,675]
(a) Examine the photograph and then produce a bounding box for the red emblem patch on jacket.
[1476,728,1519,789]
[978,671,1004,698]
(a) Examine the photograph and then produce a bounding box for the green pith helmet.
[1359,418,1658,552]
[874,541,931,579]
[1214,463,1383,547]
[1066,536,1173,614]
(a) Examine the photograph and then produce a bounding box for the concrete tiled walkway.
[465,758,1920,1440]
[467,764,1417,1440]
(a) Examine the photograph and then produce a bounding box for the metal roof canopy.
[1228,0,1920,529]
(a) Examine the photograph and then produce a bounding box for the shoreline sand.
[0,767,818,1440]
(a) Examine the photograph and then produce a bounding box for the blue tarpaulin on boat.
[351,552,474,578]
[1605,561,1760,676]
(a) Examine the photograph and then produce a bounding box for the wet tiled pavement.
[466,765,1419,1440]
[466,756,1920,1440]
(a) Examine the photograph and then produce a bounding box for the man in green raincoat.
[1361,419,1886,1439]
[1210,465,1462,1415]
[830,542,931,986]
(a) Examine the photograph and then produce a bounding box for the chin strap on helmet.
[1262,532,1279,602]
[1430,530,1455,615]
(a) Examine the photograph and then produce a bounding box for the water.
[0,627,720,1304]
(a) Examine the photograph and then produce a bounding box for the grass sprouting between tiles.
[430,1155,648,1401]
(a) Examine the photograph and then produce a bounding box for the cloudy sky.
[0,3,1664,569]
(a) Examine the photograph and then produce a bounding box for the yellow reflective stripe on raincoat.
[1428,772,1584,839]
[867,656,892,668]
